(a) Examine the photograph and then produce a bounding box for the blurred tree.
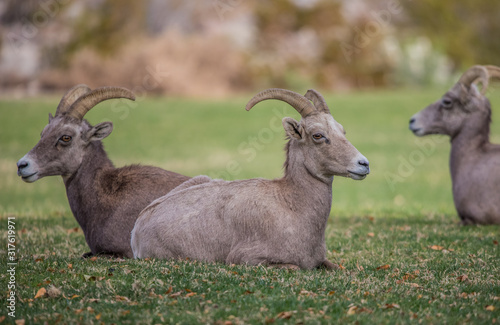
[399,0,500,68]
[64,0,146,59]
[252,0,347,89]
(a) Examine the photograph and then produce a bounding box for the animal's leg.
[81,251,94,258]
[317,259,339,270]
[268,263,301,271]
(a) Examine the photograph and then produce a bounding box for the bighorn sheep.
[409,65,500,225]
[17,85,190,257]
[131,88,370,270]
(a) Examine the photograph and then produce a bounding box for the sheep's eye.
[312,133,323,140]
[441,98,453,108]
[60,135,72,142]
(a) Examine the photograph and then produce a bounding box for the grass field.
[0,88,499,324]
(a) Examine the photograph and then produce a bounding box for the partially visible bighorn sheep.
[409,65,500,225]
[131,88,370,270]
[17,85,190,257]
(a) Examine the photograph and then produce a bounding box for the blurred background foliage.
[0,0,498,97]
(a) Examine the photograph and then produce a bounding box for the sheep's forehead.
[305,115,344,135]
[42,117,82,138]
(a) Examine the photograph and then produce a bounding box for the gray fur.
[131,89,370,269]
[409,68,500,225]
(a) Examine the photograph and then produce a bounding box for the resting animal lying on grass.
[17,85,190,257]
[131,88,370,270]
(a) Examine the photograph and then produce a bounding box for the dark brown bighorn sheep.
[131,88,370,270]
[17,85,190,257]
[409,65,500,225]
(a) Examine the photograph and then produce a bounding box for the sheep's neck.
[449,118,490,180]
[282,142,333,221]
[63,141,114,232]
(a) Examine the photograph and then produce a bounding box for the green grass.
[1,89,499,324]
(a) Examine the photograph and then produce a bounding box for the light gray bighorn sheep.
[17,85,190,257]
[131,88,370,270]
[409,65,500,225]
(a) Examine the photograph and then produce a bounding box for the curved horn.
[304,89,330,114]
[55,84,91,116]
[67,87,135,120]
[245,88,316,118]
[485,65,500,80]
[457,65,489,94]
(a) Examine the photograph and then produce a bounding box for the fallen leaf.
[66,227,79,234]
[95,314,101,320]
[185,292,196,298]
[429,245,444,250]
[75,309,84,314]
[367,232,375,237]
[485,305,495,311]
[457,274,469,282]
[115,295,131,302]
[169,291,182,298]
[405,282,421,288]
[338,264,346,270]
[165,286,172,294]
[376,264,390,271]
[276,311,293,319]
[299,290,316,297]
[14,320,25,325]
[88,298,99,303]
[347,306,357,315]
[244,290,254,295]
[67,264,73,269]
[70,294,80,299]
[328,291,335,295]
[0,316,5,323]
[493,240,498,245]
[89,256,98,262]
[34,288,47,299]
[382,303,400,309]
[121,311,130,316]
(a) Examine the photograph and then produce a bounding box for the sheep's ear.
[48,113,54,122]
[458,84,471,104]
[85,122,113,142]
[282,117,304,140]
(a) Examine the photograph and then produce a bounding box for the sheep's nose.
[17,160,28,174]
[17,160,28,170]
[409,118,415,125]
[358,159,369,168]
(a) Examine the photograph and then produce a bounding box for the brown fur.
[18,115,189,257]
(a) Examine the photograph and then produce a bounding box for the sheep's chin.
[21,173,39,183]
[348,172,367,180]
